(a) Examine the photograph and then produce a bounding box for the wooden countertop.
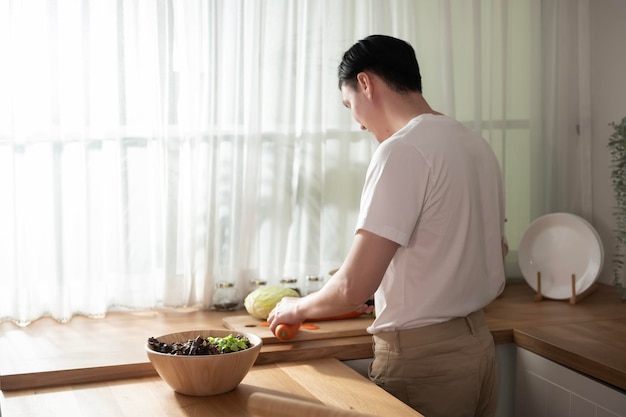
[1,281,625,392]
[0,358,423,417]
[485,281,626,391]
[514,319,626,391]
[484,280,626,344]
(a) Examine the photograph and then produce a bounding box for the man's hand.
[267,296,304,334]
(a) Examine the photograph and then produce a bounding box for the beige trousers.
[369,310,498,417]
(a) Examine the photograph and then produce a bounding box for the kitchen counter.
[484,280,626,345]
[486,281,626,391]
[0,357,423,417]
[1,280,625,393]
[514,318,626,391]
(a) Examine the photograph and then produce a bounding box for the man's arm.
[267,229,399,332]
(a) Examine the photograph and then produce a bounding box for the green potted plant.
[607,116,626,299]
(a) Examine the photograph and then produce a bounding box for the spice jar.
[304,275,324,295]
[247,279,267,296]
[213,281,239,311]
[279,277,300,296]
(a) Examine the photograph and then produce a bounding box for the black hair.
[337,34,422,93]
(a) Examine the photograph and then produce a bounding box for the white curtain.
[0,0,591,325]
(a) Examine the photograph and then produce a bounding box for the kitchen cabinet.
[515,348,626,417]
[496,344,517,417]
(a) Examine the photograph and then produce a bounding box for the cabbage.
[244,285,300,319]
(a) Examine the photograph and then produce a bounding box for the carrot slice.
[258,310,362,333]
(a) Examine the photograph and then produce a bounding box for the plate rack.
[534,272,599,304]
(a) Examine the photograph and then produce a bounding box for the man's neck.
[383,92,440,136]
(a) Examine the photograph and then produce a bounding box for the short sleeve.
[356,140,430,247]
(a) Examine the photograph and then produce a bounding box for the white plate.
[518,212,603,300]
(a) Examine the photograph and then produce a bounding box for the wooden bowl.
[145,329,262,396]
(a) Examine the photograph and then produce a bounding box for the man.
[268,34,507,417]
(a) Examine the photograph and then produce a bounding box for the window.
[0,0,590,324]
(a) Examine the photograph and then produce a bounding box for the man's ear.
[356,72,373,98]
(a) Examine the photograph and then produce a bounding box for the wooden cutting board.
[222,314,374,343]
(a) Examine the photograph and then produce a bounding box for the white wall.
[590,0,626,285]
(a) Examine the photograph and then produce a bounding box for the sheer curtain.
[0,0,591,325]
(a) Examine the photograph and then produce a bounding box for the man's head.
[338,35,424,142]
[337,35,422,93]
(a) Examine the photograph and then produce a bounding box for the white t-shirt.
[357,114,506,334]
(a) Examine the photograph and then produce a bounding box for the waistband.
[373,309,487,349]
